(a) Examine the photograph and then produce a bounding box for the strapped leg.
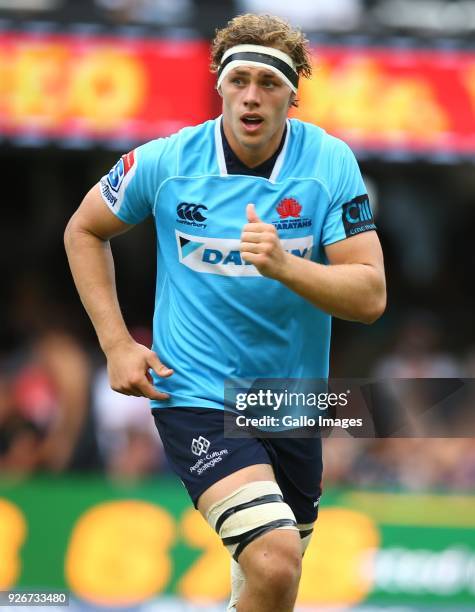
[297,522,315,555]
[206,480,298,561]
[205,480,298,611]
[226,559,244,612]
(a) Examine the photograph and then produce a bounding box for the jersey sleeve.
[321,139,376,246]
[99,139,167,225]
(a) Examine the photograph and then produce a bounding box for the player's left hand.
[240,203,289,279]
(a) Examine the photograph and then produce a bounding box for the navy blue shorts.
[153,407,323,524]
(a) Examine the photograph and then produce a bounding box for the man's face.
[219,65,294,165]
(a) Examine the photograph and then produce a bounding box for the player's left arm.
[240,204,386,324]
[283,230,386,323]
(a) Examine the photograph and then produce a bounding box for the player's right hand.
[104,339,173,400]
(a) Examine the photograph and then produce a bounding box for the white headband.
[217,44,299,93]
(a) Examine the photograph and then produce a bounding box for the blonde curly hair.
[210,13,312,79]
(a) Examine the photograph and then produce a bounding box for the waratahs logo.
[176,203,208,227]
[273,197,311,230]
[277,197,302,219]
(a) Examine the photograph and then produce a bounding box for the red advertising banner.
[0,33,474,155]
[0,33,213,142]
[293,46,475,155]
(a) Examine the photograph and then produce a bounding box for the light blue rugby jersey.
[99,117,376,410]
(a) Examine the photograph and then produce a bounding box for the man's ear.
[216,85,223,98]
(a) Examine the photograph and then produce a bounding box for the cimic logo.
[191,436,210,456]
[177,202,208,227]
[342,194,376,238]
[345,201,372,224]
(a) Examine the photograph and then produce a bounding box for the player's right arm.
[64,184,173,400]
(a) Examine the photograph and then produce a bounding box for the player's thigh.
[153,407,273,509]
[266,436,323,525]
[203,474,299,563]
[197,463,275,515]
[261,436,322,555]
[153,407,300,561]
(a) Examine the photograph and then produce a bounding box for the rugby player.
[64,13,386,612]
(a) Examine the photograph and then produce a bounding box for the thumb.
[246,203,261,223]
[147,352,173,378]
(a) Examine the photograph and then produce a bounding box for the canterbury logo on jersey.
[177,202,208,223]
[176,230,313,277]
[176,202,208,229]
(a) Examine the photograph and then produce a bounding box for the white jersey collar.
[214,115,290,183]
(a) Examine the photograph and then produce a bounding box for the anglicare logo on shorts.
[272,197,312,231]
[191,436,210,456]
[342,194,376,237]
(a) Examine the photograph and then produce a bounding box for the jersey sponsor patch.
[176,230,313,277]
[271,197,312,230]
[341,195,376,237]
[99,150,138,212]
[277,197,302,219]
[176,202,208,227]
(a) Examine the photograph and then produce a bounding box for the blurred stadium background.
[0,0,475,610]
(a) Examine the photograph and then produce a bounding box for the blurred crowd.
[0,325,167,480]
[2,0,475,36]
[1,313,474,492]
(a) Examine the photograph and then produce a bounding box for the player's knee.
[243,536,302,594]
[266,555,302,593]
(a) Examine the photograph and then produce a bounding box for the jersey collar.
[214,115,290,183]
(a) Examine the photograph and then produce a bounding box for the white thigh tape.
[206,480,297,561]
[297,522,315,555]
[227,558,245,611]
